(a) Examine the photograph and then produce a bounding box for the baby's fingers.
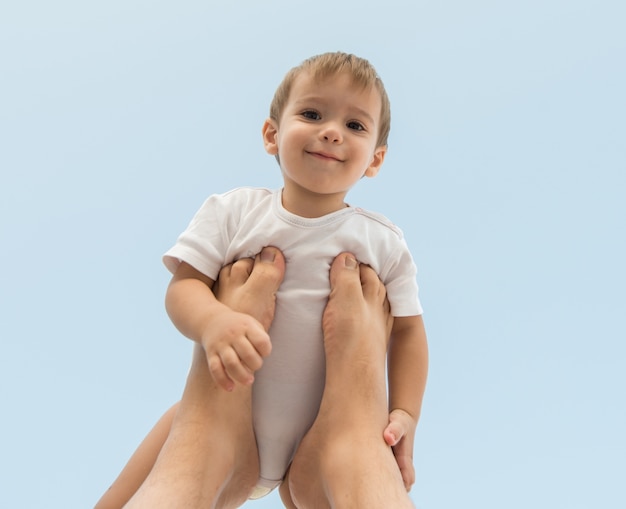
[207,352,236,391]
[208,348,254,391]
[220,347,256,388]
[233,338,266,373]
[247,327,272,359]
[395,453,416,491]
[383,419,406,447]
[205,322,271,391]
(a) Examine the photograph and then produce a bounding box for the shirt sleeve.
[381,237,423,317]
[163,193,235,279]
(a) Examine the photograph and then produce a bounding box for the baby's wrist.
[389,407,418,425]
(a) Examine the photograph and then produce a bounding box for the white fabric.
[163,187,422,492]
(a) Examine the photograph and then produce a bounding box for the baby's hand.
[201,309,272,391]
[383,408,417,491]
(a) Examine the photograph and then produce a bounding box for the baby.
[162,51,428,497]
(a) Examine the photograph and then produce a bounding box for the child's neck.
[281,187,348,218]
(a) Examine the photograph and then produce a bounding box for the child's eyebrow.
[293,97,376,125]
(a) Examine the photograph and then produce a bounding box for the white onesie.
[163,187,422,496]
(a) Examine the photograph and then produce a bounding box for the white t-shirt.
[164,186,422,488]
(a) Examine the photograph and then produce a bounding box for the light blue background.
[1,1,624,508]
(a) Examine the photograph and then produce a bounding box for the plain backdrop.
[1,1,624,508]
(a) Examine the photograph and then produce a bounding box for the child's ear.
[363,145,387,178]
[262,119,279,155]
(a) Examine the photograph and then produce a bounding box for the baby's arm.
[165,261,272,391]
[386,315,429,490]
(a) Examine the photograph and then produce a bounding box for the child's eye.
[347,121,365,131]
[302,110,321,120]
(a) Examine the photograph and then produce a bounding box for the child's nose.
[319,123,343,143]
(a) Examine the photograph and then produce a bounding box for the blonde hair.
[269,52,391,147]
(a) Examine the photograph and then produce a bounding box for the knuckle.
[221,351,240,369]
[207,354,222,373]
[244,354,262,371]
[256,336,272,355]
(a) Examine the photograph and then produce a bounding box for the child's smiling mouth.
[306,150,343,162]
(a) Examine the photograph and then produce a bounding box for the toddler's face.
[263,71,386,217]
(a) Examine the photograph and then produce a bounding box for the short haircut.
[269,52,391,148]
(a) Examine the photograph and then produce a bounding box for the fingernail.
[261,247,276,262]
[345,255,357,269]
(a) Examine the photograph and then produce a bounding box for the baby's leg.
[96,247,285,509]
[287,253,413,509]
